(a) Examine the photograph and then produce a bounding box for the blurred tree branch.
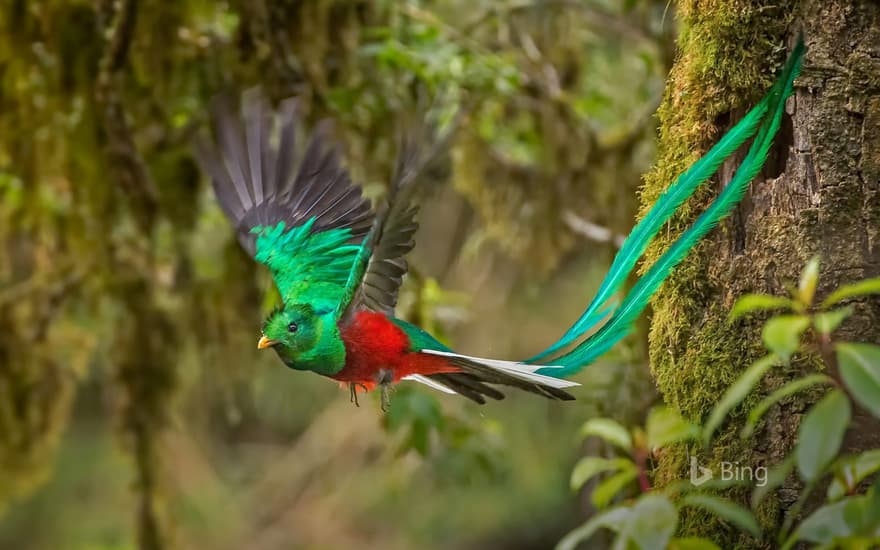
[96,0,158,231]
[95,1,174,549]
[465,0,658,43]
[563,211,625,248]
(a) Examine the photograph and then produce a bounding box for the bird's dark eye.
[288,322,298,333]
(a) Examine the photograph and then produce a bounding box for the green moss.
[643,0,795,416]
[0,345,75,514]
[452,133,576,275]
[639,0,796,546]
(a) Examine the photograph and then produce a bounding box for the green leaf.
[796,389,851,482]
[798,256,820,306]
[680,494,761,538]
[841,489,880,538]
[591,464,639,509]
[784,491,880,549]
[383,387,445,457]
[743,374,834,438]
[813,306,853,336]
[556,507,631,550]
[762,315,810,361]
[579,418,632,452]
[669,538,722,550]
[730,294,794,320]
[571,457,634,491]
[409,422,430,456]
[751,456,795,509]
[784,499,851,548]
[704,355,778,444]
[827,450,880,501]
[823,276,880,307]
[646,406,699,449]
[837,343,880,418]
[616,495,678,550]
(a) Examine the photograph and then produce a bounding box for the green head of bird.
[257,304,346,376]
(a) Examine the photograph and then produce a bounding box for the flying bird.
[195,38,803,408]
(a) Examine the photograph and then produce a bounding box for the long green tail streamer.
[534,36,805,376]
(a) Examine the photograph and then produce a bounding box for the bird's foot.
[349,383,369,407]
[376,369,394,412]
[380,384,392,412]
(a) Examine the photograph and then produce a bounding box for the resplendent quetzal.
[195,38,803,408]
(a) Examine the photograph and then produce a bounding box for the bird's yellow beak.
[257,335,278,349]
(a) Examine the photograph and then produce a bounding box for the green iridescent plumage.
[261,303,347,376]
[253,219,361,306]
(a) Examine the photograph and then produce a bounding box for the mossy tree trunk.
[642,0,880,545]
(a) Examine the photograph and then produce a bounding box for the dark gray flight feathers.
[194,87,431,314]
[194,88,372,256]
[344,112,445,316]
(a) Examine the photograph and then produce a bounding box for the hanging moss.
[0,1,673,546]
[0,312,75,514]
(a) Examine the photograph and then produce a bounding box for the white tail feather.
[402,374,457,394]
[421,350,580,389]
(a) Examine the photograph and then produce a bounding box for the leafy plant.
[559,258,880,549]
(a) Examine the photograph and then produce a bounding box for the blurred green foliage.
[0,0,671,548]
[558,262,880,549]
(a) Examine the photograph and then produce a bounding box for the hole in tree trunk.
[766,111,794,179]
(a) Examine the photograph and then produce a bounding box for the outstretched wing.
[195,88,373,304]
[340,116,453,317]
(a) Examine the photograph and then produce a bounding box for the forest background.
[2,1,878,549]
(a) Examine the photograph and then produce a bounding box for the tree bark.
[642,0,880,545]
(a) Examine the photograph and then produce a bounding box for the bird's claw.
[349,383,368,407]
[377,369,394,412]
[347,372,393,411]
[380,384,391,412]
